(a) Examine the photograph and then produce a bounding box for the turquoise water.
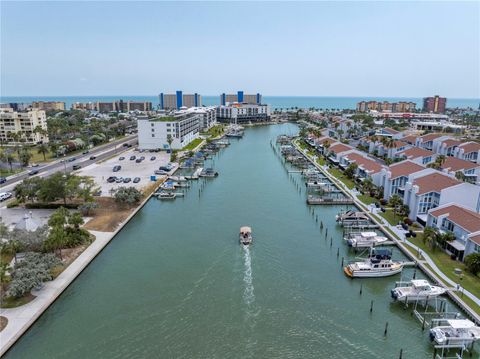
[1,95,479,110]
[5,124,459,358]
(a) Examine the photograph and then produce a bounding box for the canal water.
[7,123,442,358]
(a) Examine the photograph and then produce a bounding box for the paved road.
[0,136,137,193]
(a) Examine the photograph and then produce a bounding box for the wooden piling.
[384,322,388,336]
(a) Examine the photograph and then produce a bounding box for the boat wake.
[243,245,255,306]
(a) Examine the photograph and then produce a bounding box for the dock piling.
[398,349,402,359]
[336,247,339,258]
[384,321,388,336]
[360,284,363,295]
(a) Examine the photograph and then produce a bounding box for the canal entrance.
[7,123,437,358]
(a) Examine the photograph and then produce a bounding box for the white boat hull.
[344,265,403,278]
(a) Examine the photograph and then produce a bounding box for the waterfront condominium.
[31,101,66,111]
[0,107,49,144]
[356,100,416,113]
[422,95,447,113]
[216,103,271,124]
[159,91,202,110]
[175,106,217,131]
[220,91,262,105]
[71,100,153,112]
[137,112,201,150]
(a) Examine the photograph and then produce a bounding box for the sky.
[1,1,479,98]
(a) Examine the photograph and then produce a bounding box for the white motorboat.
[346,231,389,248]
[344,249,404,278]
[239,226,253,245]
[429,319,480,346]
[155,192,176,200]
[391,279,446,302]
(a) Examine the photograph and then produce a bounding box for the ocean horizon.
[1,95,479,110]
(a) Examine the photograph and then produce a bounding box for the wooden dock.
[307,197,354,205]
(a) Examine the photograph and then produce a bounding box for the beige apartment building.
[32,101,66,111]
[0,108,49,144]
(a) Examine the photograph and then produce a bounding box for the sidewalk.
[294,143,480,321]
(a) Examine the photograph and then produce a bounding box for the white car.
[0,192,13,201]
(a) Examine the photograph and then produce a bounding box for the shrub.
[464,253,480,275]
[6,199,20,208]
[403,217,413,226]
[25,203,79,209]
[380,199,387,206]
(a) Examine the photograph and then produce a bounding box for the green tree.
[423,226,439,250]
[388,194,403,220]
[43,226,68,259]
[37,143,49,161]
[0,149,16,171]
[14,177,43,203]
[344,162,358,179]
[464,253,480,275]
[18,147,33,167]
[113,186,142,206]
[48,207,70,228]
[2,240,25,264]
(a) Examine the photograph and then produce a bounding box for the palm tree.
[166,134,173,158]
[423,226,439,250]
[37,143,49,161]
[0,149,16,171]
[388,194,403,220]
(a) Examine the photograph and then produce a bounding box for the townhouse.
[338,152,384,186]
[396,147,436,165]
[437,138,463,157]
[376,127,403,140]
[326,143,354,164]
[426,204,480,260]
[440,156,480,185]
[454,142,480,164]
[415,133,450,152]
[403,172,480,224]
[380,160,428,200]
[377,140,410,159]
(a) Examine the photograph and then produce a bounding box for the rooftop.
[345,153,384,174]
[419,133,443,142]
[413,172,461,195]
[441,139,462,148]
[329,143,352,155]
[400,135,418,144]
[441,156,480,172]
[388,160,425,179]
[383,127,400,134]
[459,141,480,154]
[397,147,434,159]
[429,204,480,233]
[470,234,480,245]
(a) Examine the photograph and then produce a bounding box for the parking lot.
[76,148,172,196]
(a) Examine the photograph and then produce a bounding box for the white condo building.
[216,103,271,123]
[175,106,216,131]
[0,108,49,144]
[137,113,201,150]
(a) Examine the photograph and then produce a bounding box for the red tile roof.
[459,142,480,154]
[429,204,480,233]
[441,157,480,172]
[329,143,352,155]
[441,139,462,148]
[413,172,461,195]
[419,133,443,142]
[400,135,418,145]
[397,147,434,159]
[383,127,400,134]
[388,160,425,179]
[345,153,384,174]
[470,234,480,245]
[392,140,408,149]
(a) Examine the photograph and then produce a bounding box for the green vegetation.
[379,209,399,226]
[316,156,325,166]
[182,138,203,151]
[357,194,377,205]
[328,167,355,189]
[201,125,224,138]
[113,187,143,206]
[0,168,21,177]
[150,116,178,122]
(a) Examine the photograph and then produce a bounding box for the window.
[151,134,155,137]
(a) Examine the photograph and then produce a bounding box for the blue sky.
[1,1,479,97]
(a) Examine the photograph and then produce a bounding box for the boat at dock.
[391,279,446,302]
[155,191,176,200]
[168,176,187,182]
[343,248,404,278]
[336,210,370,225]
[200,168,218,177]
[239,226,253,245]
[429,319,480,346]
[345,231,389,248]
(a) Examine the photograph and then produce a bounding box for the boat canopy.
[411,279,430,287]
[240,226,252,234]
[447,319,476,329]
[360,232,378,237]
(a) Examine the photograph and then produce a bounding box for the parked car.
[72,164,81,170]
[28,170,39,176]
[82,150,90,154]
[159,166,170,171]
[31,163,39,167]
[89,155,97,160]
[155,170,168,175]
[113,165,121,172]
[133,177,141,183]
[68,157,76,162]
[135,158,142,163]
[107,176,116,183]
[122,143,129,147]
[0,177,6,184]
[93,190,102,196]
[140,156,145,160]
[150,156,156,161]
[123,177,131,183]
[119,156,125,160]
[0,192,12,201]
[115,177,123,183]
[130,155,136,160]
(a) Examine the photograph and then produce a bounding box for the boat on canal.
[429,319,480,346]
[345,231,389,248]
[391,279,446,302]
[239,226,253,245]
[343,248,404,278]
[200,168,218,177]
[155,191,176,200]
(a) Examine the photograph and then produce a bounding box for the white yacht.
[344,249,404,278]
[429,319,480,346]
[346,231,389,248]
[239,226,253,245]
[391,279,446,302]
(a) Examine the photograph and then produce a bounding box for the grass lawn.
[316,156,325,166]
[357,194,377,205]
[201,125,224,138]
[379,209,402,226]
[0,168,21,177]
[328,167,355,189]
[182,138,203,152]
[408,236,480,302]
[0,293,36,308]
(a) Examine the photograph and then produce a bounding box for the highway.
[0,135,137,193]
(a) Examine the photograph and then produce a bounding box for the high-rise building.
[0,108,49,144]
[32,101,66,111]
[423,96,447,113]
[220,91,262,105]
[71,100,152,112]
[216,103,271,123]
[159,91,201,110]
[356,101,416,113]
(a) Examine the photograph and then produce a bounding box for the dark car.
[150,156,156,161]
[82,150,90,154]
[135,158,142,163]
[93,190,102,196]
[89,155,97,160]
[72,164,81,170]
[159,166,171,171]
[130,155,136,160]
[119,156,125,160]
[0,177,6,184]
[107,176,116,183]
[133,177,141,183]
[113,165,121,172]
[123,177,131,183]
[68,157,76,162]
[28,170,39,176]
